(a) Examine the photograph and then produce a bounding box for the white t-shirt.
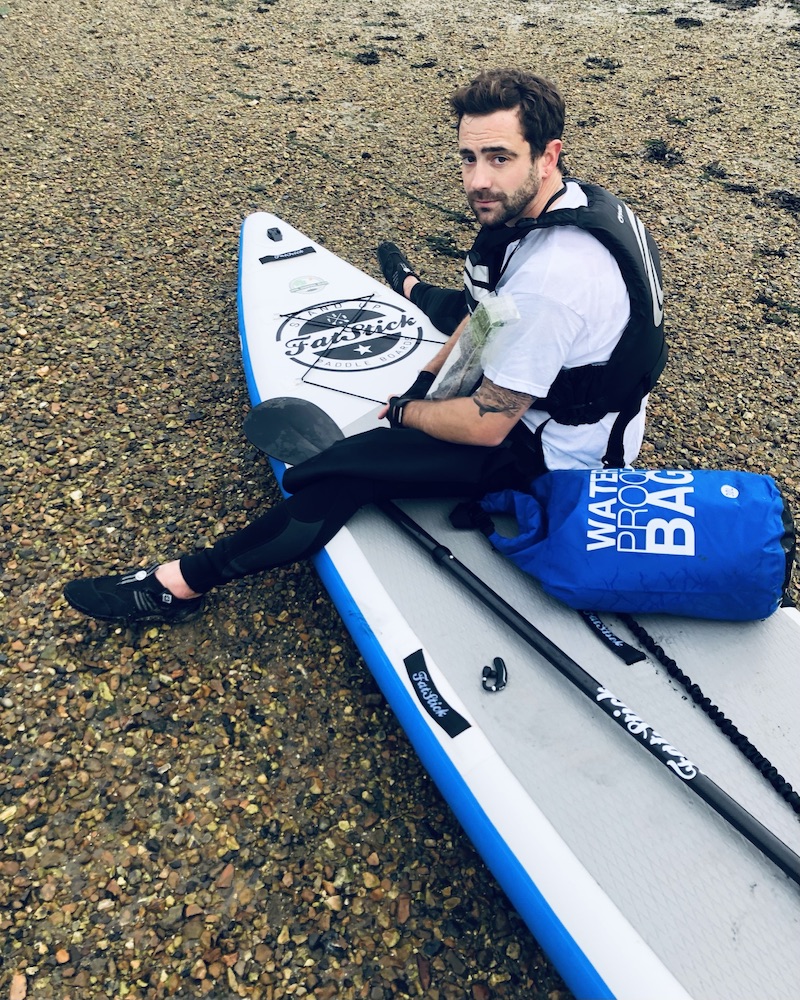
[482,181,646,470]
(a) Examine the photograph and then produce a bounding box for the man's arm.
[378,316,470,419]
[421,314,468,377]
[398,377,533,447]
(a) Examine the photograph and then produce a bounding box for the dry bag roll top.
[473,469,795,621]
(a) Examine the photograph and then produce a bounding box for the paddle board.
[237,211,800,1000]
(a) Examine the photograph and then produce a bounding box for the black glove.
[400,370,436,400]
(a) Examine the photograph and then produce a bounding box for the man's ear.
[541,139,563,178]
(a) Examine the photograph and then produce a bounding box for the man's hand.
[379,370,436,422]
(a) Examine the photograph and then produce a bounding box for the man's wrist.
[386,397,419,429]
[399,398,418,428]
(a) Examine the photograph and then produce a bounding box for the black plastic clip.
[267,227,283,242]
[482,657,508,692]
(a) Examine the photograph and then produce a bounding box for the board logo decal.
[289,275,329,295]
[404,650,471,738]
[259,245,316,264]
[277,296,424,372]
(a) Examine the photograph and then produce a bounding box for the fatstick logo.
[404,650,471,738]
[277,297,424,372]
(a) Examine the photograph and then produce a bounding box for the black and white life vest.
[463,182,667,467]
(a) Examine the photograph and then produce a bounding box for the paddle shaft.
[378,500,800,888]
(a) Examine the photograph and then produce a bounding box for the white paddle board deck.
[238,212,800,1000]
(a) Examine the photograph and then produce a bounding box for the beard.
[467,167,541,228]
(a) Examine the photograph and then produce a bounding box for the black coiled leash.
[618,613,800,817]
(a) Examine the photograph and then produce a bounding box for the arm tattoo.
[472,379,534,419]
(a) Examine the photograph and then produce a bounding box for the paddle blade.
[243,397,344,465]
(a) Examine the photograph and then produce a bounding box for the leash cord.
[618,613,800,817]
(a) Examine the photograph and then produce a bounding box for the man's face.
[458,108,541,227]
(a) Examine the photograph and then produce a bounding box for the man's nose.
[466,160,492,192]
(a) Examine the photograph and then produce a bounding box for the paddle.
[243,397,344,464]
[243,397,800,888]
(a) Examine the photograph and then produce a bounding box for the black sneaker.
[377,241,418,296]
[64,565,204,624]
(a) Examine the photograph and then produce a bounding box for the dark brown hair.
[450,68,566,163]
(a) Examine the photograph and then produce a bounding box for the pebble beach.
[2,0,799,997]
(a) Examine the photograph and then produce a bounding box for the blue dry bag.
[476,469,795,621]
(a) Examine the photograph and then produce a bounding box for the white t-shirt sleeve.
[482,292,587,399]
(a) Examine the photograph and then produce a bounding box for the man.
[64,68,665,624]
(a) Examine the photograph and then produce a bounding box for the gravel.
[2,0,799,997]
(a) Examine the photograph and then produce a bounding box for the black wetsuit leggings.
[179,426,542,594]
[409,281,467,337]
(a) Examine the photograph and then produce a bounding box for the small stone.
[382,928,401,948]
[0,805,18,824]
[416,954,431,990]
[9,974,27,1000]
[97,681,114,703]
[215,863,234,889]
